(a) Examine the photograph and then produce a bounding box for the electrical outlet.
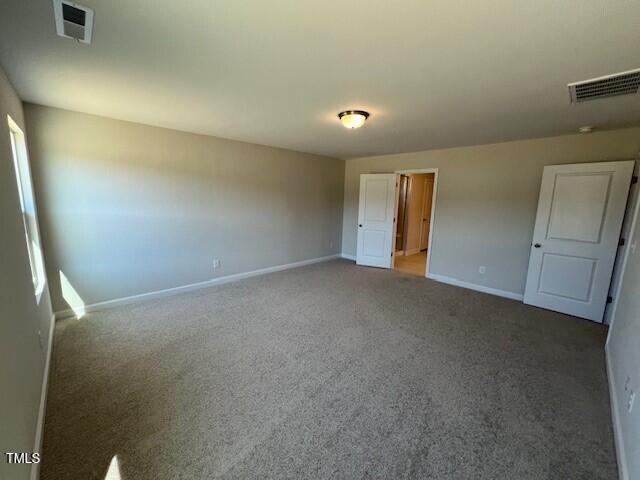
[479,266,486,274]
[212,259,221,270]
[329,241,334,249]
[628,391,636,413]
[631,240,637,255]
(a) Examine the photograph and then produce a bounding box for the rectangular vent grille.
[62,3,86,26]
[569,69,640,103]
[53,0,94,44]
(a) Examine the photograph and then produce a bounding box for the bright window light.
[59,271,86,319]
[104,455,122,480]
[7,115,46,303]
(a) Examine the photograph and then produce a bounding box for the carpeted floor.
[42,260,617,479]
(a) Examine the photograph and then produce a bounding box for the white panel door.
[524,160,635,322]
[356,174,399,268]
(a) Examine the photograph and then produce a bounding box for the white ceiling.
[1,0,639,159]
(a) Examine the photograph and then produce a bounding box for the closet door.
[356,174,399,268]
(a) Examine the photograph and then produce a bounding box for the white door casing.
[356,174,399,268]
[524,160,635,322]
[420,175,434,251]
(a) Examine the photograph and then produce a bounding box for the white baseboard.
[426,273,524,301]
[405,248,421,256]
[31,314,55,480]
[341,253,356,261]
[606,344,628,480]
[55,254,342,320]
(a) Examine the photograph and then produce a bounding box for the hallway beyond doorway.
[394,251,427,276]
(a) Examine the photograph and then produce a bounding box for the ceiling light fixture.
[338,110,369,129]
[579,126,593,134]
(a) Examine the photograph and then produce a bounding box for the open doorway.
[393,171,436,276]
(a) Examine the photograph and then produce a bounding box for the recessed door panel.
[538,254,597,302]
[362,230,386,257]
[364,180,390,222]
[547,173,611,243]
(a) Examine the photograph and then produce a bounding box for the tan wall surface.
[0,68,53,480]
[25,104,345,312]
[343,128,640,295]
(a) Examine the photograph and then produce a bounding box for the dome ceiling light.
[338,110,369,129]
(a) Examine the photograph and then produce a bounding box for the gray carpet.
[42,260,617,479]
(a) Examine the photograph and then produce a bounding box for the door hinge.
[607,296,613,304]
[391,252,393,257]
[619,237,625,247]
[632,175,638,185]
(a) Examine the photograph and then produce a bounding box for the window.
[8,115,46,302]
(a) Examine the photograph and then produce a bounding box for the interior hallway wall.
[404,174,426,254]
[342,127,640,297]
[25,104,345,312]
[0,67,53,480]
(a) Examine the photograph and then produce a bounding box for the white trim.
[31,314,55,480]
[604,170,639,325]
[426,273,524,301]
[341,253,356,261]
[605,345,629,480]
[606,164,640,342]
[7,114,48,306]
[55,254,341,319]
[395,168,439,277]
[404,248,421,256]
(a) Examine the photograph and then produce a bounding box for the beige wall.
[0,69,53,480]
[343,128,640,295]
[25,104,345,312]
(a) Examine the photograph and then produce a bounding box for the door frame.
[395,168,439,277]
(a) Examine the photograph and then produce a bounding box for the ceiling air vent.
[53,0,94,44]
[568,68,640,103]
